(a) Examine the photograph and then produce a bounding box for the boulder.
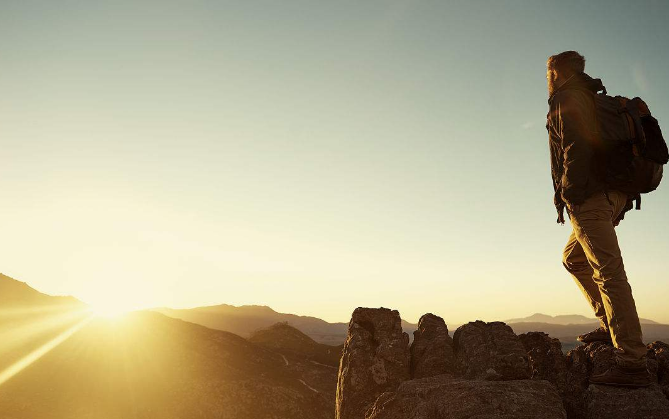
[586,384,669,419]
[564,341,669,419]
[453,321,530,380]
[563,342,591,419]
[647,341,669,400]
[564,342,621,419]
[335,307,410,419]
[365,374,566,419]
[519,332,567,393]
[410,313,455,379]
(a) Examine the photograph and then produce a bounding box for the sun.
[89,302,134,319]
[83,289,146,319]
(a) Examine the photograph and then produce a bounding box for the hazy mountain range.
[154,303,669,351]
[153,304,418,345]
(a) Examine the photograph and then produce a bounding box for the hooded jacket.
[546,72,608,224]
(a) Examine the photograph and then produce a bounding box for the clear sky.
[1,0,668,325]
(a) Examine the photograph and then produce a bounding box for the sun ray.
[0,314,93,386]
[0,303,87,318]
[0,308,91,356]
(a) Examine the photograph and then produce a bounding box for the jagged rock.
[452,320,530,380]
[365,374,567,419]
[410,313,455,379]
[563,343,591,419]
[335,305,669,419]
[648,341,669,400]
[335,307,410,419]
[564,342,619,419]
[564,341,669,419]
[586,384,669,418]
[519,332,567,394]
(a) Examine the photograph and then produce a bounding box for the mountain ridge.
[0,273,84,307]
[152,304,420,345]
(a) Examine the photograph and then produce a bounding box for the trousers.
[562,189,646,368]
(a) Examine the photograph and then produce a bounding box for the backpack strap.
[626,98,648,155]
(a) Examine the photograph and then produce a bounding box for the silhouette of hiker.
[546,51,650,387]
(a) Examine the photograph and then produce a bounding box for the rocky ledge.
[335,307,669,419]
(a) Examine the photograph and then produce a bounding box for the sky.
[1,0,669,325]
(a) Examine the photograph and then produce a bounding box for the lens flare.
[0,315,93,386]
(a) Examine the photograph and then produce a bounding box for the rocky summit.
[335,307,669,419]
[335,307,410,419]
[453,320,531,380]
[563,340,669,419]
[410,313,455,379]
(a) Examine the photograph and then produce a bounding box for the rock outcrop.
[336,308,669,419]
[365,375,567,419]
[519,331,568,393]
[335,307,410,419]
[409,313,455,379]
[453,320,531,380]
[563,341,669,419]
[648,341,669,399]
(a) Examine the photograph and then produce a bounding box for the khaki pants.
[562,189,646,368]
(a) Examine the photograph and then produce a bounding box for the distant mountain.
[0,273,84,308]
[155,306,667,350]
[505,312,658,325]
[0,273,90,378]
[0,274,339,419]
[154,304,418,345]
[250,322,343,368]
[248,322,341,401]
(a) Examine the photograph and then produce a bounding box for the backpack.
[591,88,668,210]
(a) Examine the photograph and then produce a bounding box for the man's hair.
[547,51,585,75]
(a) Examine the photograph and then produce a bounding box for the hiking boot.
[577,327,612,344]
[589,364,652,388]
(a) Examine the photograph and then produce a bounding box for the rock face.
[409,313,455,379]
[585,384,669,419]
[335,307,410,419]
[648,341,669,399]
[519,331,567,393]
[336,309,669,419]
[365,375,567,419]
[453,320,531,380]
[563,341,669,419]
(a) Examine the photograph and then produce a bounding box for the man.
[546,51,650,387]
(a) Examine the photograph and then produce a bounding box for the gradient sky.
[2,0,668,325]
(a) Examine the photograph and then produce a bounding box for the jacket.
[546,72,608,224]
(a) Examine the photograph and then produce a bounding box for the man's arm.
[547,117,566,223]
[555,90,598,207]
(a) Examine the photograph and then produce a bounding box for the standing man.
[546,50,650,387]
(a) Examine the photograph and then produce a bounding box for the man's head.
[547,50,585,96]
